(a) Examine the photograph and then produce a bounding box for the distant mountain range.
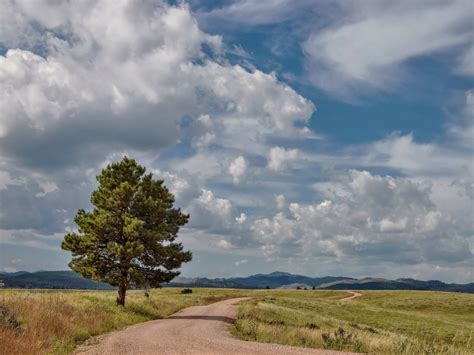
[0,271,113,290]
[1,270,473,293]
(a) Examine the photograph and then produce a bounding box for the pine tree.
[62,157,191,305]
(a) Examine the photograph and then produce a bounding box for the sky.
[0,0,473,283]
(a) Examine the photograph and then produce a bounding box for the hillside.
[0,271,113,290]
[1,270,472,293]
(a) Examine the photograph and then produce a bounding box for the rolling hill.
[0,271,113,289]
[1,270,472,292]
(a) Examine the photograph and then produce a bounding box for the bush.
[181,288,192,294]
[0,303,22,332]
[321,327,363,351]
[305,322,320,330]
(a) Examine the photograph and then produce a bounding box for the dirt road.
[340,291,362,301]
[77,297,357,355]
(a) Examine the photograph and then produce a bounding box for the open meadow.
[232,290,474,354]
[0,288,472,354]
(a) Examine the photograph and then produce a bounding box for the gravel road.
[77,297,358,355]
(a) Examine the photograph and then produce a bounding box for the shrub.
[0,303,22,332]
[321,327,363,351]
[181,288,192,294]
[305,322,320,330]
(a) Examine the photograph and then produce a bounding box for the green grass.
[0,288,250,354]
[1,288,472,354]
[230,290,474,354]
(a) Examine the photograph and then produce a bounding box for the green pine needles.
[62,157,191,305]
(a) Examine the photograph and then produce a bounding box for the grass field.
[0,288,250,354]
[231,290,474,354]
[0,288,472,354]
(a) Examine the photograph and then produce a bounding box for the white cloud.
[197,189,232,218]
[379,217,408,233]
[234,259,248,266]
[0,0,314,170]
[0,1,316,270]
[228,156,247,184]
[235,213,247,224]
[217,239,233,249]
[251,170,472,268]
[153,169,195,202]
[366,133,473,177]
[303,0,473,97]
[0,171,24,190]
[457,45,474,77]
[35,180,58,198]
[188,189,234,232]
[0,228,63,251]
[1,0,472,283]
[267,146,299,172]
[275,194,286,209]
[197,0,315,27]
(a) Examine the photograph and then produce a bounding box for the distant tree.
[265,285,271,289]
[296,286,302,290]
[62,157,191,306]
[312,286,316,290]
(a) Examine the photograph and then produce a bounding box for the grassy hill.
[231,290,474,354]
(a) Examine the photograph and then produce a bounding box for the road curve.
[77,297,357,355]
[340,291,362,301]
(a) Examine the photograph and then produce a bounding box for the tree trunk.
[116,283,127,306]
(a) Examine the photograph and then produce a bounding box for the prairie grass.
[1,288,472,354]
[0,288,249,354]
[230,290,474,354]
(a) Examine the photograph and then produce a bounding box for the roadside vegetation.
[231,290,474,354]
[0,288,249,354]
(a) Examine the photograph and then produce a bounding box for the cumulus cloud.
[0,2,217,169]
[251,170,472,268]
[0,0,314,249]
[235,213,247,224]
[228,156,247,184]
[1,0,472,282]
[188,189,234,232]
[267,146,299,172]
[0,0,314,171]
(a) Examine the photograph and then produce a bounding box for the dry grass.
[0,288,249,355]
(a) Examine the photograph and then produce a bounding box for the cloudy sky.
[0,0,473,282]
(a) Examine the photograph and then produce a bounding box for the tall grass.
[0,288,249,354]
[230,290,474,354]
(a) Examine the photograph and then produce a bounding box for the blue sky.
[0,0,472,282]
